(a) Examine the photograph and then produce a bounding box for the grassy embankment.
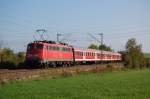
[0,69,150,99]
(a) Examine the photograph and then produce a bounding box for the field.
[144,53,150,58]
[0,69,150,99]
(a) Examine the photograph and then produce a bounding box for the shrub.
[0,48,25,69]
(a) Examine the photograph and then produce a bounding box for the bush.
[0,48,25,69]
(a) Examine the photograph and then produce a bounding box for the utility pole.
[57,33,62,42]
[99,33,103,47]
[98,33,103,59]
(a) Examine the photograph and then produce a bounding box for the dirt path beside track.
[0,63,123,84]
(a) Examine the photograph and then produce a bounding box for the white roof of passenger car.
[74,48,121,55]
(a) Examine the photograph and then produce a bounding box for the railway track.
[0,63,123,83]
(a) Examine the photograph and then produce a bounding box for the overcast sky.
[0,0,150,52]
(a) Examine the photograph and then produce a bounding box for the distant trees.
[88,43,112,51]
[17,52,26,64]
[0,48,25,69]
[123,38,145,69]
[88,44,98,49]
[0,48,14,63]
[99,44,112,51]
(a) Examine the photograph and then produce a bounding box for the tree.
[88,44,98,49]
[124,38,144,69]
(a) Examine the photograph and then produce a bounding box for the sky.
[0,0,150,52]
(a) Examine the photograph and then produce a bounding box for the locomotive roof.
[74,48,121,55]
[28,40,121,55]
[30,40,73,48]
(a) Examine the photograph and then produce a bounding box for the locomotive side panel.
[43,44,74,62]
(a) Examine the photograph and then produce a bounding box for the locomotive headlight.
[34,54,39,57]
[27,54,39,58]
[27,54,33,58]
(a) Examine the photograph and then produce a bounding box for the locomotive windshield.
[27,44,34,50]
[27,43,43,50]
[35,44,43,49]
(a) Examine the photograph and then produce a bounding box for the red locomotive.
[26,40,121,67]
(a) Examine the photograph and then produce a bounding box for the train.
[26,40,121,67]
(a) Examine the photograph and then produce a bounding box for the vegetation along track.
[0,63,123,84]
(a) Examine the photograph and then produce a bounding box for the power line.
[88,33,101,43]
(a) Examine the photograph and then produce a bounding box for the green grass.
[144,53,150,58]
[1,69,150,99]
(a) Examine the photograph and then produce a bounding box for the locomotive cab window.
[27,44,34,50]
